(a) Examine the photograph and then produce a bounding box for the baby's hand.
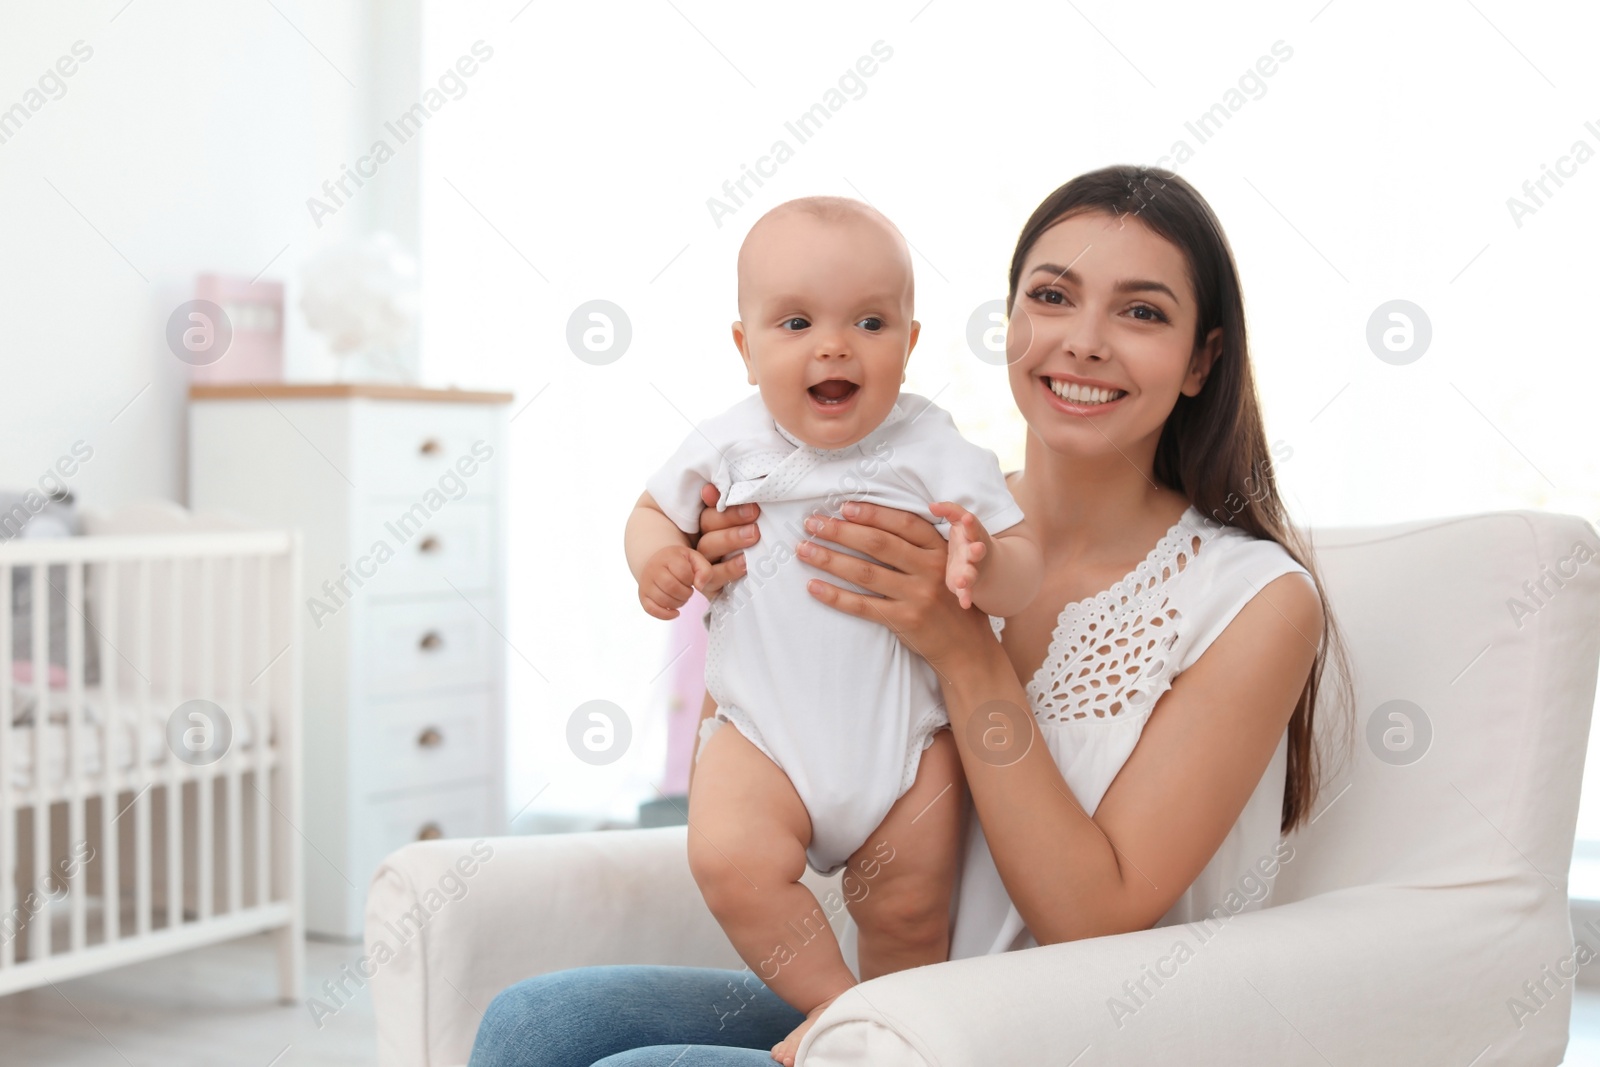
[931,501,989,610]
[639,544,713,620]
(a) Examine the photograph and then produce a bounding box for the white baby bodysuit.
[646,390,1024,876]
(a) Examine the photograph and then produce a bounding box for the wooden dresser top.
[189,382,513,404]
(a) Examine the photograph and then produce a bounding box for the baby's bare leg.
[844,727,966,981]
[687,722,856,1022]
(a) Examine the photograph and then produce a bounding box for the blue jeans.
[468,964,806,1067]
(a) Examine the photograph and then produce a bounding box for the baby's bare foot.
[770,993,841,1066]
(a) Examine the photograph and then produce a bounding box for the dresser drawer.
[360,691,493,795]
[356,780,493,881]
[362,597,494,698]
[353,499,493,597]
[352,401,500,500]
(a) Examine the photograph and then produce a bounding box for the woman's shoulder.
[1178,507,1310,585]
[1171,507,1317,671]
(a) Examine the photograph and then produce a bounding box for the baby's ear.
[731,321,757,384]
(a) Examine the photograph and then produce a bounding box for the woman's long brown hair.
[1005,165,1354,834]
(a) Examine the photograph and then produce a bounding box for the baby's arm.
[626,490,712,620]
[931,502,1042,618]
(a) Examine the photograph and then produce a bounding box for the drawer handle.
[417,822,443,841]
[419,630,444,651]
[417,726,444,748]
[419,535,441,554]
[419,438,442,456]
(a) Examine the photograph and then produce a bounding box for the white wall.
[5,1,1597,835]
[0,0,386,510]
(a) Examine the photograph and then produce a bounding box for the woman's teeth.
[1047,378,1125,406]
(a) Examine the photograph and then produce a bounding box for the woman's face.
[1005,209,1220,461]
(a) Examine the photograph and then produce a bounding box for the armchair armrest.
[365,826,842,1067]
[800,884,1572,1066]
[368,830,1567,1067]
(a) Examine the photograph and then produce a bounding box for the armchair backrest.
[1276,510,1600,906]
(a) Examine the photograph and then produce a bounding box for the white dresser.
[189,383,512,939]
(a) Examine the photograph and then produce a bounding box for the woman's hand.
[796,501,996,670]
[692,483,760,597]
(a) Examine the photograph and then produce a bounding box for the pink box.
[187,273,285,383]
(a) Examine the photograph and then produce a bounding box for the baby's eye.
[1028,286,1065,305]
[781,317,810,331]
[856,316,884,331]
[1128,304,1168,323]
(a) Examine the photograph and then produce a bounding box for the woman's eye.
[1028,287,1065,305]
[1128,304,1168,323]
[781,317,810,330]
[856,316,884,331]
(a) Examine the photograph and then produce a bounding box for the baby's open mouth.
[808,380,859,405]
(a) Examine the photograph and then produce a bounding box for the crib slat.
[197,557,213,923]
[227,556,243,915]
[167,560,183,931]
[277,532,306,998]
[135,560,152,940]
[1,564,14,968]
[255,556,270,909]
[30,563,50,962]
[67,562,86,952]
[101,561,121,944]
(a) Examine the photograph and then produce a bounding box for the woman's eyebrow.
[1029,264,1181,305]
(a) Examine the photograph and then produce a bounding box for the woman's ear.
[1182,326,1223,397]
[732,321,757,385]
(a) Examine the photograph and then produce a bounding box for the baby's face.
[733,213,918,450]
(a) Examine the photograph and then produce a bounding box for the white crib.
[0,507,303,1000]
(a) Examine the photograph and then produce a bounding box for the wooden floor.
[0,932,375,1066]
[4,934,1600,1064]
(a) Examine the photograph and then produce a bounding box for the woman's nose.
[1060,313,1106,361]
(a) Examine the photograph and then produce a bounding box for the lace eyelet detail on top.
[991,509,1205,723]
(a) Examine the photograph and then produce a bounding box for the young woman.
[467,165,1352,1067]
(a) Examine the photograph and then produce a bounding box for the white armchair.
[365,510,1600,1066]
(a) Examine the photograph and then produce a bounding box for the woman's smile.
[1037,373,1129,415]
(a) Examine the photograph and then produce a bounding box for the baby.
[625,196,1041,1064]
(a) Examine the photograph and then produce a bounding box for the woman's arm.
[796,502,1323,943]
[942,571,1321,940]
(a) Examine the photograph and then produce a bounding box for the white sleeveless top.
[944,504,1312,959]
